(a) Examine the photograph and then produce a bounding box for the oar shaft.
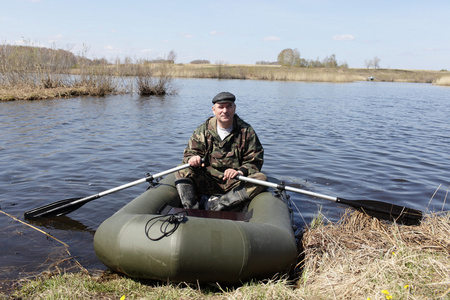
[25,163,193,219]
[72,163,192,205]
[237,174,423,225]
[236,175,337,202]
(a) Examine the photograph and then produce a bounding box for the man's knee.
[249,172,266,181]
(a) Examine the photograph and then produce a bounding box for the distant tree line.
[141,58,175,64]
[276,48,348,68]
[190,59,211,64]
[0,44,108,70]
[256,61,279,65]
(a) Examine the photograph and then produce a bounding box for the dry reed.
[2,43,448,101]
[7,210,449,299]
[134,61,177,96]
[172,64,364,82]
[433,75,450,86]
[299,209,450,299]
[0,44,177,100]
[171,64,448,84]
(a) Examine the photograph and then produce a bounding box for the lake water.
[0,78,449,287]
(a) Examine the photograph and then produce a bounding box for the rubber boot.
[175,178,199,209]
[208,187,250,211]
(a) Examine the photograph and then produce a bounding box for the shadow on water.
[26,215,96,235]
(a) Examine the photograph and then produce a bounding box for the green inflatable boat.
[93,173,298,284]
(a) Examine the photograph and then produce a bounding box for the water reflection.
[27,215,96,235]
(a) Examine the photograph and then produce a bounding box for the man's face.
[212,102,236,127]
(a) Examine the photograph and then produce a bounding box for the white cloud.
[210,30,224,36]
[333,34,355,41]
[263,36,280,42]
[183,34,194,38]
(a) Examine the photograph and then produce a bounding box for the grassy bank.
[5,210,449,299]
[171,64,450,85]
[3,65,448,101]
[1,44,449,101]
[0,45,176,101]
[433,75,450,86]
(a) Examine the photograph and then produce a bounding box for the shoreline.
[3,210,449,299]
[1,65,449,101]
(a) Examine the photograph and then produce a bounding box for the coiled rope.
[144,212,186,241]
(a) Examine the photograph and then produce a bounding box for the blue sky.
[2,0,449,70]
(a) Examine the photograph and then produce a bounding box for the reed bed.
[133,62,178,96]
[171,64,448,84]
[299,209,449,299]
[0,44,123,100]
[0,45,176,100]
[1,43,448,101]
[172,64,365,82]
[6,209,448,299]
[433,75,450,86]
[358,68,447,83]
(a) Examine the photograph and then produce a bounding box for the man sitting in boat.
[175,92,267,211]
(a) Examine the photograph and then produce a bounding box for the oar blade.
[337,198,423,226]
[24,198,85,220]
[24,163,192,220]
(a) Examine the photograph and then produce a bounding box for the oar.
[24,163,191,220]
[237,175,423,226]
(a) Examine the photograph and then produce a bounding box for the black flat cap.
[212,92,236,104]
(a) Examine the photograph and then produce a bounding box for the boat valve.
[168,214,185,224]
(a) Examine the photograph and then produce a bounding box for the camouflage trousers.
[175,167,267,199]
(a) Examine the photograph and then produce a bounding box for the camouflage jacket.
[182,114,264,180]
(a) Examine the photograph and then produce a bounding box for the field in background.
[1,60,449,101]
[171,63,449,84]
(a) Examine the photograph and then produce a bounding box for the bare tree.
[365,56,381,69]
[323,54,338,68]
[373,56,381,69]
[167,50,177,64]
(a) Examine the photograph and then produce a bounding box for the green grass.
[6,210,449,300]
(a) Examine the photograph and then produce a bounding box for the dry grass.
[0,86,95,101]
[0,44,175,100]
[299,209,450,299]
[172,64,364,82]
[171,64,448,84]
[352,68,445,83]
[2,56,448,101]
[433,75,450,86]
[6,210,449,299]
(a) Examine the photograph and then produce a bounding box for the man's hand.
[223,168,243,181]
[188,156,204,167]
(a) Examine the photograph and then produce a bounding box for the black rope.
[144,212,186,241]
